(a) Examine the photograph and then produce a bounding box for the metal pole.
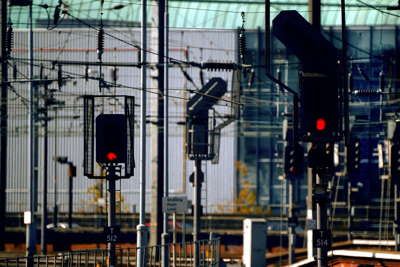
[288,178,296,264]
[316,170,328,267]
[26,3,36,266]
[341,0,349,146]
[193,159,202,266]
[306,143,314,260]
[149,0,164,249]
[309,0,321,31]
[53,109,58,228]
[137,0,148,265]
[0,0,8,252]
[108,173,116,267]
[68,171,73,228]
[347,181,353,241]
[41,85,49,255]
[265,0,270,74]
[395,183,400,251]
[172,212,176,266]
[182,213,186,243]
[162,0,170,266]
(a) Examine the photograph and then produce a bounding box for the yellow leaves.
[214,161,272,215]
[235,161,266,215]
[235,161,248,176]
[235,181,265,215]
[80,179,129,213]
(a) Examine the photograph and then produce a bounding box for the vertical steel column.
[26,3,36,266]
[309,0,321,30]
[0,0,7,252]
[265,0,270,74]
[341,0,349,146]
[149,0,164,249]
[308,2,322,264]
[347,181,353,241]
[53,109,58,228]
[108,173,116,267]
[68,170,73,228]
[307,155,314,261]
[316,170,328,267]
[193,159,202,266]
[137,0,148,265]
[41,85,48,255]
[161,0,170,266]
[288,179,296,264]
[395,183,400,251]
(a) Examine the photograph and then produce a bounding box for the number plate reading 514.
[313,229,331,248]
[104,226,121,243]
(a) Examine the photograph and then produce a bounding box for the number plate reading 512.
[104,226,121,243]
[313,229,331,248]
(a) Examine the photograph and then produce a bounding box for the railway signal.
[391,144,400,178]
[347,137,362,173]
[273,10,340,142]
[96,114,127,164]
[300,73,339,140]
[284,144,303,176]
[186,77,227,158]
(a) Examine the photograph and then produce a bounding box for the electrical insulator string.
[239,12,247,65]
[98,27,104,61]
[6,20,13,56]
[98,1,105,92]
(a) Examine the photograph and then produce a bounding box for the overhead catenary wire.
[6,7,400,115]
[9,57,400,114]
[9,0,400,31]
[7,57,247,116]
[12,0,393,75]
[8,53,400,117]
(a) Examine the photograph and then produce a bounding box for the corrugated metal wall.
[6,28,238,214]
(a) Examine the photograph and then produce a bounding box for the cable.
[173,60,199,90]
[55,0,236,66]
[355,0,400,18]
[10,54,247,108]
[9,58,241,110]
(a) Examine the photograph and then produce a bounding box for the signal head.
[316,118,326,131]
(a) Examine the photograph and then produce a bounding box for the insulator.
[85,65,89,81]
[248,68,254,88]
[53,5,60,25]
[358,67,370,82]
[111,67,118,83]
[205,60,236,72]
[58,64,62,88]
[6,23,13,55]
[138,49,141,68]
[379,70,385,92]
[199,69,205,87]
[348,71,353,92]
[97,28,104,60]
[13,65,17,79]
[239,30,247,64]
[39,64,44,79]
[208,60,214,71]
[353,89,380,96]
[113,4,125,10]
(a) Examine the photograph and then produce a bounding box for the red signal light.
[107,152,117,161]
[316,118,326,131]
